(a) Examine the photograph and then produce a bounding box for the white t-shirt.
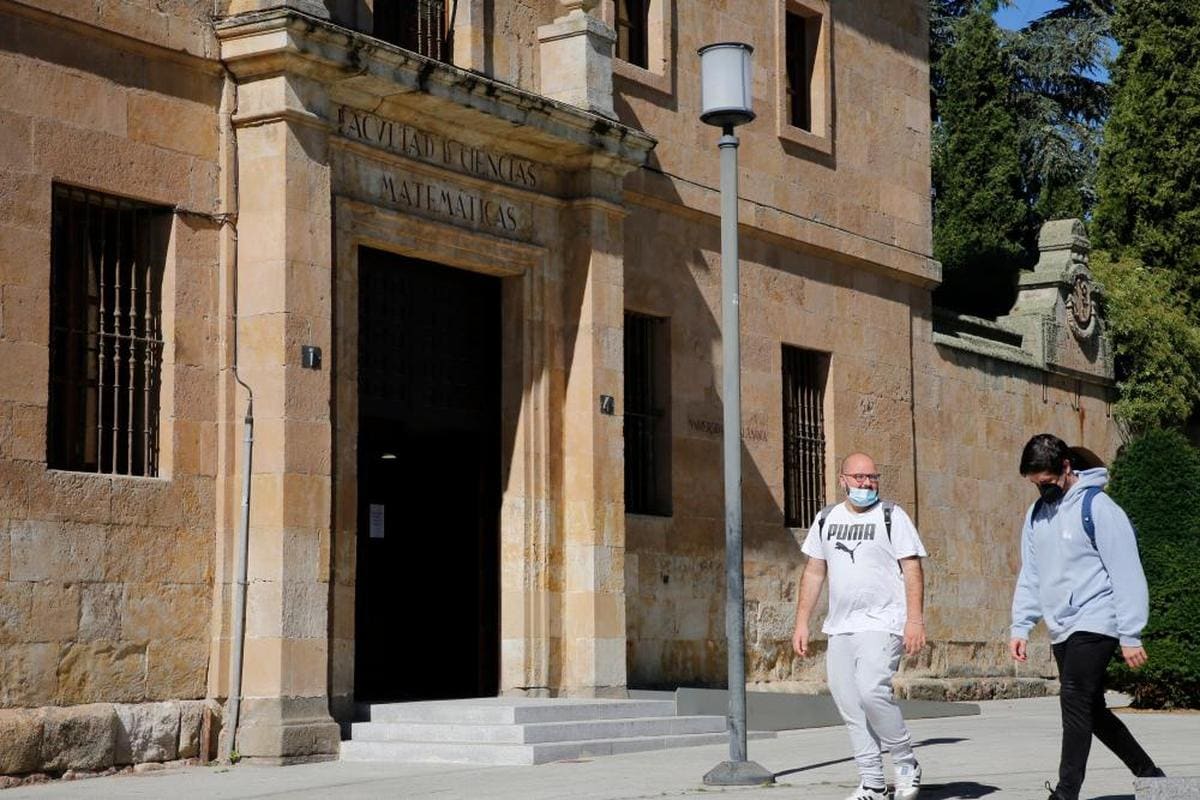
[800,501,927,636]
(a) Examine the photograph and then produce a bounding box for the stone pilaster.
[537,0,616,118]
[557,175,628,696]
[227,70,339,762]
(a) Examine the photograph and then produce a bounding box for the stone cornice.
[2,0,222,69]
[215,8,656,175]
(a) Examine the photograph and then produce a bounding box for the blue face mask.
[847,487,878,507]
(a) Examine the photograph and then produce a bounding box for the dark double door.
[355,247,501,703]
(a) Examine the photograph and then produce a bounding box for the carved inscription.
[338,107,540,189]
[379,173,523,233]
[687,417,769,443]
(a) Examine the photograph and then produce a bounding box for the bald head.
[840,452,877,475]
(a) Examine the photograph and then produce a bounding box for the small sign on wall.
[369,504,385,539]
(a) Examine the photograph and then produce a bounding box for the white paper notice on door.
[369,504,385,539]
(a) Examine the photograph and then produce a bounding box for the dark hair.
[1068,446,1105,471]
[1020,433,1071,475]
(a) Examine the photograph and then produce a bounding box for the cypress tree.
[1094,1,1200,311]
[932,7,1028,317]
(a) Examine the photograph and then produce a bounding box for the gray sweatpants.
[826,630,917,787]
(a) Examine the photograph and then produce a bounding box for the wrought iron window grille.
[49,185,168,477]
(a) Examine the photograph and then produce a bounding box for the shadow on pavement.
[773,737,970,778]
[919,782,1000,798]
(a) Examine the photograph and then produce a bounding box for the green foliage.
[932,7,1027,317]
[1106,430,1200,708]
[1090,252,1200,433]
[1093,1,1200,312]
[1007,0,1113,227]
[930,1,1111,317]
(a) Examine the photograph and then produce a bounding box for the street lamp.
[698,42,774,788]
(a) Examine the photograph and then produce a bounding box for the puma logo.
[835,541,864,563]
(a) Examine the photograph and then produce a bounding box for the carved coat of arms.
[1065,273,1096,340]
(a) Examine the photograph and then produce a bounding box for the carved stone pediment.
[998,218,1113,380]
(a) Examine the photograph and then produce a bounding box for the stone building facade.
[0,0,1116,773]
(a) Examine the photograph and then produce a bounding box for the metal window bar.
[624,312,665,514]
[49,186,166,477]
[782,346,826,527]
[376,0,451,61]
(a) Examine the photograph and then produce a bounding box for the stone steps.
[361,697,677,725]
[341,697,775,766]
[341,730,773,766]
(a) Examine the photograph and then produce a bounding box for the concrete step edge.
[350,715,727,744]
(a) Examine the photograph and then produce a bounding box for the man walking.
[793,452,927,800]
[1011,433,1165,800]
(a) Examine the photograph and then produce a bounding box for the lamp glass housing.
[698,42,755,127]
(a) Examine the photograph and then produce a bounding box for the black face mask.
[1038,482,1065,504]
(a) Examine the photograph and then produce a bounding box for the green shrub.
[1106,429,1200,708]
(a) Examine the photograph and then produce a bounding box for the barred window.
[612,0,650,69]
[624,312,670,516]
[49,185,168,477]
[782,345,828,526]
[374,0,452,62]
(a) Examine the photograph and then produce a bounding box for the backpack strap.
[1081,486,1103,550]
[816,503,839,537]
[818,500,893,541]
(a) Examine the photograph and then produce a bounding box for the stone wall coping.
[932,327,1043,370]
[215,8,656,175]
[932,309,1115,386]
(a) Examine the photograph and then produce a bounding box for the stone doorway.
[354,247,502,702]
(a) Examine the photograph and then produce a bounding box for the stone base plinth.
[234,696,340,763]
[1135,777,1200,799]
[896,677,1058,702]
[0,699,220,777]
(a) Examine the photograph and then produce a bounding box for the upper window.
[775,0,832,152]
[374,0,453,62]
[605,0,672,94]
[785,10,819,131]
[624,312,671,516]
[782,345,829,527]
[613,0,650,69]
[49,185,168,477]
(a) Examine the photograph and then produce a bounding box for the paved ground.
[6,697,1198,799]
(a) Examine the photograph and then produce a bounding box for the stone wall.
[0,699,220,782]
[906,326,1116,694]
[0,0,222,727]
[623,203,928,689]
[617,0,933,274]
[619,0,936,690]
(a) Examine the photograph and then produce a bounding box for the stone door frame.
[329,194,555,721]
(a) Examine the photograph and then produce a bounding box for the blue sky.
[994,0,1063,30]
[994,1,1114,81]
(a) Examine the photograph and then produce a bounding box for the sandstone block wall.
[617,1,932,268]
[0,699,220,780]
[910,320,1118,689]
[0,3,222,711]
[623,202,927,689]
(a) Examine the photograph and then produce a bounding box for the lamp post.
[698,42,774,788]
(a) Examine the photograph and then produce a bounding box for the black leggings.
[1052,631,1158,799]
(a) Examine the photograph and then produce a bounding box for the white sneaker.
[894,761,922,800]
[844,784,889,800]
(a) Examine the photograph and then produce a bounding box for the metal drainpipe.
[217,66,255,763]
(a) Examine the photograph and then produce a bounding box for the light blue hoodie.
[1010,468,1149,647]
